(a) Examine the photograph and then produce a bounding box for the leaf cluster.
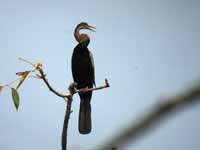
[0,58,42,110]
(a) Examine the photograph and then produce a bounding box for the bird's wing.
[89,50,96,87]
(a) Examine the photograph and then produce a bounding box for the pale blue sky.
[0,0,200,149]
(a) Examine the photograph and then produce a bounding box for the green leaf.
[16,71,30,90]
[11,88,20,110]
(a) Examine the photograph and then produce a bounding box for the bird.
[71,22,96,134]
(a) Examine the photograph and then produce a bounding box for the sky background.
[0,0,200,149]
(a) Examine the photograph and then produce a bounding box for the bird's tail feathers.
[79,99,92,134]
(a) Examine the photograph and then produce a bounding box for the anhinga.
[71,22,96,134]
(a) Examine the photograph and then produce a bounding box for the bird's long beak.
[87,25,96,32]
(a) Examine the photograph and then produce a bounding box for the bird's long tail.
[79,93,92,134]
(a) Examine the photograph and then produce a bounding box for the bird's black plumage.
[71,22,95,134]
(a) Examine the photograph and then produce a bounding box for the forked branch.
[38,66,109,150]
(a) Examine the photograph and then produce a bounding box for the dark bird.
[71,22,96,134]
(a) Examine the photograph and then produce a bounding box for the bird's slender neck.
[74,25,81,42]
[74,25,90,47]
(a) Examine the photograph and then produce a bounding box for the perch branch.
[76,79,110,93]
[100,81,200,149]
[38,68,109,100]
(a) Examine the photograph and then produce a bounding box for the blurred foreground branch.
[100,82,200,149]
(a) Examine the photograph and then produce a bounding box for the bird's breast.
[72,50,94,88]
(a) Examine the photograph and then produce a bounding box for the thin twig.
[18,57,35,67]
[4,78,20,87]
[99,82,200,149]
[39,69,71,98]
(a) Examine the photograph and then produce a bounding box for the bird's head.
[77,22,96,32]
[74,22,96,43]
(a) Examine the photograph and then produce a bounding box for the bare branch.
[61,82,77,150]
[39,69,71,98]
[4,78,20,87]
[38,68,109,100]
[75,79,110,94]
[99,82,200,149]
[18,57,35,67]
